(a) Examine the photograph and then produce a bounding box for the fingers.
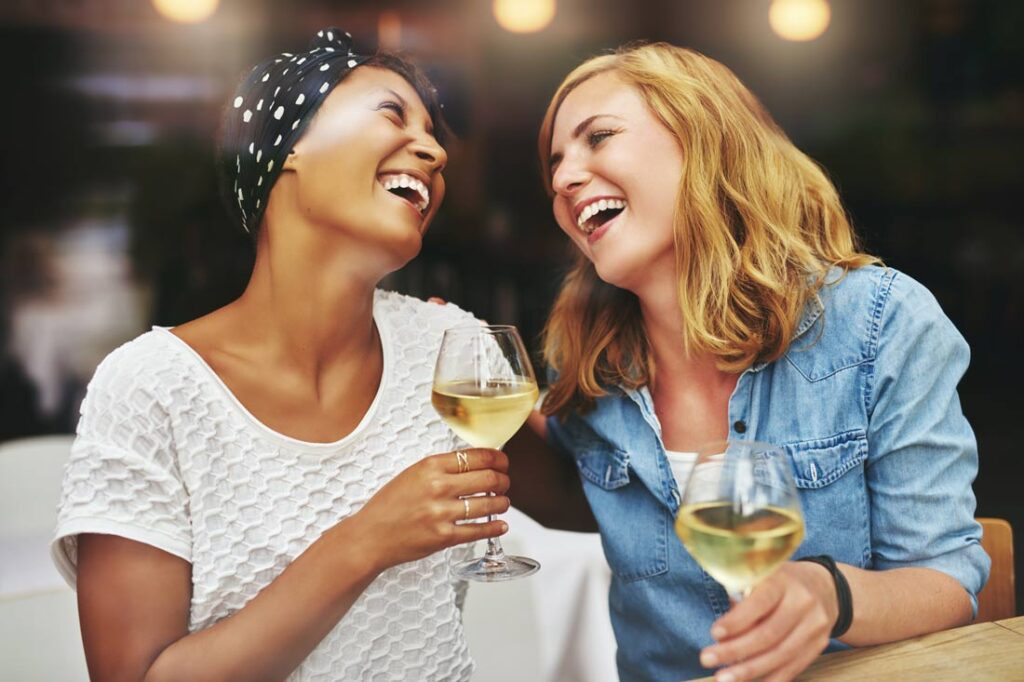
[712,611,829,682]
[702,590,802,670]
[427,297,447,305]
[435,448,509,474]
[447,519,508,545]
[711,574,785,640]
[452,495,511,523]
[450,469,511,496]
[702,572,832,682]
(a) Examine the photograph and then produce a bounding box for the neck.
[229,216,385,378]
[635,271,734,391]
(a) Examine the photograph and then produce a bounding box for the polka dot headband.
[225,28,370,233]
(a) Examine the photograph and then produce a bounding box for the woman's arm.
[698,272,987,682]
[76,449,512,682]
[697,561,971,682]
[503,411,597,532]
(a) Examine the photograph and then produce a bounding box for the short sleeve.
[51,343,192,588]
[865,273,990,614]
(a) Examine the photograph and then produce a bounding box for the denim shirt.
[546,266,990,682]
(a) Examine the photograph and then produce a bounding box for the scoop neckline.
[152,296,392,453]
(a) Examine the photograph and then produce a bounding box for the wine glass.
[431,324,541,581]
[674,440,804,601]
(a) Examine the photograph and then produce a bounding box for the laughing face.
[278,66,447,269]
[548,72,683,292]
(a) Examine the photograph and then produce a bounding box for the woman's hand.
[699,561,838,682]
[351,448,511,572]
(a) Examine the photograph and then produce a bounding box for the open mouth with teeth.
[379,172,430,215]
[577,199,627,235]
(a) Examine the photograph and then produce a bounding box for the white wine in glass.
[431,379,539,449]
[432,325,541,581]
[674,440,804,600]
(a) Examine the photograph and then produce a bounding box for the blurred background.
[0,0,1021,633]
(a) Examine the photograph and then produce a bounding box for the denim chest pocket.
[575,445,670,582]
[577,444,631,489]
[780,430,871,566]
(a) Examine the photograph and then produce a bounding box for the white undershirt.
[664,449,699,493]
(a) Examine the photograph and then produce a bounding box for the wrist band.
[797,554,853,639]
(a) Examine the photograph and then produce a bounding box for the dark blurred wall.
[0,0,1021,608]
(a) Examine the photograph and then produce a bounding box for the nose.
[551,154,589,197]
[411,132,447,173]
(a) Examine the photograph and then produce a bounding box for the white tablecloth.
[464,507,618,682]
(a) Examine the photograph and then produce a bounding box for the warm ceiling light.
[151,0,220,24]
[769,0,831,42]
[493,0,555,34]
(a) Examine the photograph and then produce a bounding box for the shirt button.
[733,420,747,434]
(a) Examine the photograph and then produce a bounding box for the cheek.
[624,150,681,231]
[553,200,576,237]
[432,176,446,211]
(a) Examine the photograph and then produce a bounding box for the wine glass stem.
[482,493,507,563]
[729,586,753,603]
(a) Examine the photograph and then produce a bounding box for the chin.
[382,229,424,271]
[592,258,637,291]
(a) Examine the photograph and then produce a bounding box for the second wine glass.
[674,440,804,600]
[431,324,541,581]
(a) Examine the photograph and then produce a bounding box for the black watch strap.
[796,554,853,639]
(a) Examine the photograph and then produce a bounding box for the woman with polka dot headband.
[53,28,507,680]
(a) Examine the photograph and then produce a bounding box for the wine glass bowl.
[432,324,541,581]
[674,440,804,600]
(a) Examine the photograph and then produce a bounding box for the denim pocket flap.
[577,446,631,490]
[782,430,867,489]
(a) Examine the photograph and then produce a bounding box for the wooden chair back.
[976,517,1016,623]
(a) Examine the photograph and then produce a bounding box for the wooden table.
[692,616,1024,681]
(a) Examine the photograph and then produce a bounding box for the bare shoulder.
[167,304,240,357]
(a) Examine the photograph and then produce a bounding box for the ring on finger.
[463,497,471,522]
[455,450,470,474]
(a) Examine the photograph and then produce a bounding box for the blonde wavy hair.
[538,43,879,417]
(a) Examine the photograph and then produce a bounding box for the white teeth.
[576,198,626,232]
[378,172,431,214]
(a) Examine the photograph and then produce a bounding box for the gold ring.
[463,497,471,522]
[455,450,470,474]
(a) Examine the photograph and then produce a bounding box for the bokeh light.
[492,0,555,34]
[769,0,831,42]
[151,0,220,24]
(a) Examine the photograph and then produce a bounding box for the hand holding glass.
[431,325,540,581]
[674,440,804,600]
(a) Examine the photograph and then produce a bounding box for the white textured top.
[52,290,478,681]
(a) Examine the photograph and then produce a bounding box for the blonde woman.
[508,43,989,681]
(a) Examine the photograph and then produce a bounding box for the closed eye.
[378,100,407,123]
[587,129,616,147]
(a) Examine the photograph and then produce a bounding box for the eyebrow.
[548,114,623,170]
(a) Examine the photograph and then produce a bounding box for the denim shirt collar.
[617,288,826,511]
